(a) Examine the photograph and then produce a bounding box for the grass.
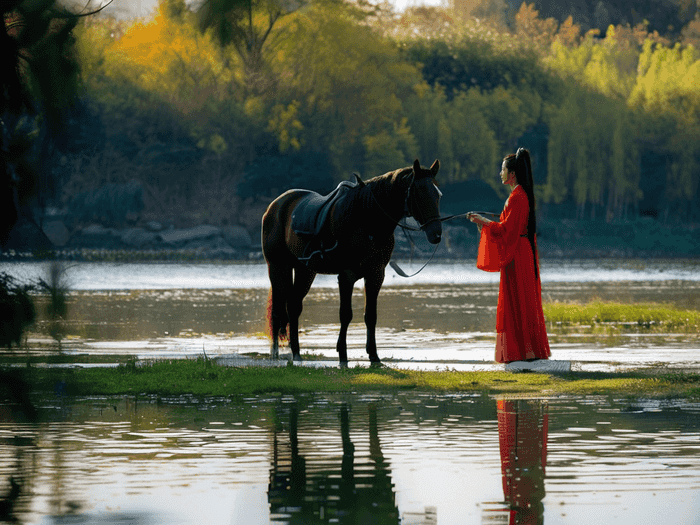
[543,300,700,332]
[7,357,700,400]
[4,300,699,402]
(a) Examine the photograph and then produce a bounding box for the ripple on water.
[2,394,700,524]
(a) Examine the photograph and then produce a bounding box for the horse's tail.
[266,288,289,343]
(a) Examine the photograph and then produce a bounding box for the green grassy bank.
[4,359,699,401]
[543,301,700,331]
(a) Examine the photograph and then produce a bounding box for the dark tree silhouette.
[1,1,103,347]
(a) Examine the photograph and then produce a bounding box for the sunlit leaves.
[107,8,233,110]
[268,101,304,152]
[272,2,419,173]
[547,88,640,218]
[68,0,700,221]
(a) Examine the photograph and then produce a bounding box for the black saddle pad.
[291,179,358,236]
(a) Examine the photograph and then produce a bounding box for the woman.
[468,148,550,364]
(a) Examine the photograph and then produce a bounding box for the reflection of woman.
[497,398,548,525]
[468,149,551,363]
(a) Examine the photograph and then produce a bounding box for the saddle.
[290,175,363,264]
[291,176,361,237]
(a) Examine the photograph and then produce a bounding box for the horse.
[261,159,442,365]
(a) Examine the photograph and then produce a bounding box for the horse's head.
[408,159,442,244]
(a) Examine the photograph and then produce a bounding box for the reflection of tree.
[268,401,399,524]
[0,382,38,523]
[495,399,548,525]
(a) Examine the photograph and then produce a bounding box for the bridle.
[363,172,443,278]
[404,175,442,232]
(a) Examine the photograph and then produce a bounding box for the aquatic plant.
[10,357,698,400]
[0,273,35,349]
[543,300,700,333]
[36,260,70,350]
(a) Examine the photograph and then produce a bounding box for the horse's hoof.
[293,355,303,363]
[369,359,383,368]
[339,360,349,369]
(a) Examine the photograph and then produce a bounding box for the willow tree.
[628,40,700,220]
[546,88,640,220]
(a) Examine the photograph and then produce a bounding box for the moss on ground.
[6,358,698,400]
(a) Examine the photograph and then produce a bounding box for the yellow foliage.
[268,102,304,153]
[99,8,235,112]
[629,42,700,123]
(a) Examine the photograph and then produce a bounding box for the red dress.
[483,186,551,363]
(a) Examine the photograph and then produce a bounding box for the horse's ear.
[413,159,421,175]
[430,159,440,177]
[353,172,365,187]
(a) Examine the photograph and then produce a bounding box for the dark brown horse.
[262,159,442,365]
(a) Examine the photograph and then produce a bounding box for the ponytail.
[515,148,539,280]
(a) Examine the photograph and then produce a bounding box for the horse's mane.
[365,167,413,195]
[344,167,411,215]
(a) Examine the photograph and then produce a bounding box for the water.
[1,259,699,290]
[2,261,700,523]
[1,393,699,524]
[3,259,700,370]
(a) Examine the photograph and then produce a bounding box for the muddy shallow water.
[1,259,698,370]
[1,393,700,525]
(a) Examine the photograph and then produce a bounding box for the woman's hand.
[467,213,489,226]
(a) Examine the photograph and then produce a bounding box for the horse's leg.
[288,265,316,362]
[267,262,292,360]
[336,271,356,365]
[363,270,385,364]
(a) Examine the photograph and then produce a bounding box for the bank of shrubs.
[51,0,700,230]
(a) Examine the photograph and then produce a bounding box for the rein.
[365,173,443,278]
[367,175,501,278]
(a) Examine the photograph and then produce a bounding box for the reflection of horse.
[262,159,442,364]
[268,401,398,523]
[497,399,548,525]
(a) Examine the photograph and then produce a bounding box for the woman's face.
[500,160,516,186]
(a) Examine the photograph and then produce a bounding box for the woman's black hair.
[504,148,539,279]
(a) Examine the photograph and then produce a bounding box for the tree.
[545,87,641,220]
[2,0,101,349]
[269,2,420,177]
[515,2,557,49]
[196,0,306,94]
[2,1,83,243]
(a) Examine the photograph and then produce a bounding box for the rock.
[158,225,222,245]
[42,220,70,247]
[69,180,145,226]
[221,225,253,248]
[74,224,121,249]
[2,217,52,252]
[505,360,571,373]
[81,224,115,236]
[121,228,159,248]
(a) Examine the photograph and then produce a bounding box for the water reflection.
[269,401,398,523]
[0,394,699,524]
[492,399,548,525]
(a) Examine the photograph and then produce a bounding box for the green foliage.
[0,273,36,349]
[546,87,641,218]
[544,300,700,332]
[14,358,700,399]
[65,0,700,225]
[272,1,421,175]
